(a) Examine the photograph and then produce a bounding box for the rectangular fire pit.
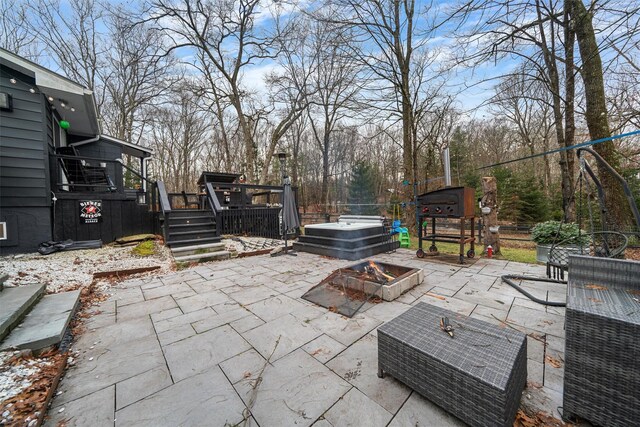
[340,260,424,301]
[302,260,424,317]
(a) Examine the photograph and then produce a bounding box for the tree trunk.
[563,1,576,221]
[570,0,631,229]
[481,176,500,254]
[320,133,330,212]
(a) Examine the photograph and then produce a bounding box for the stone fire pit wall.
[334,262,424,301]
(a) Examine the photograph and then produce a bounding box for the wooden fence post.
[481,177,500,254]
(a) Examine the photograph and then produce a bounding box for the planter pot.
[536,244,586,263]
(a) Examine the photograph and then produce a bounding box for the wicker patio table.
[378,302,527,427]
[563,255,640,427]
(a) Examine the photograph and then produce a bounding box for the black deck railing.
[153,181,300,240]
[49,153,152,201]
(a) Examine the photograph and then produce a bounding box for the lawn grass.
[407,236,539,264]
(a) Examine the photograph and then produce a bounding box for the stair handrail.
[156,181,172,241]
[156,181,172,213]
[205,182,223,237]
[205,182,223,213]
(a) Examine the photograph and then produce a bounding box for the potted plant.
[531,221,590,263]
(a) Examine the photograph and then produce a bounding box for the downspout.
[142,157,151,192]
[69,134,100,147]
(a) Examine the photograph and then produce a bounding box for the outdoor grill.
[417,186,475,218]
[416,186,476,264]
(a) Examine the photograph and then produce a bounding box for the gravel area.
[223,236,284,255]
[0,351,51,404]
[0,242,174,294]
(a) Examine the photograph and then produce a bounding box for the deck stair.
[0,285,80,352]
[164,209,229,263]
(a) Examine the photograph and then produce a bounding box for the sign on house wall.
[79,200,102,224]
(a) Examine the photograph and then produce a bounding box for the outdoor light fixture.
[48,96,54,102]
[29,88,36,94]
[275,151,287,178]
[9,78,16,84]
[0,92,13,111]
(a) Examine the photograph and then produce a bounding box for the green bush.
[531,220,590,245]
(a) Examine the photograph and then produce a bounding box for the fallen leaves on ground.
[0,351,66,427]
[515,409,568,427]
[545,354,563,368]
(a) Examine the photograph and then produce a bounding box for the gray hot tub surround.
[294,216,400,260]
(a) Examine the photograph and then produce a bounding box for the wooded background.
[2,0,639,227]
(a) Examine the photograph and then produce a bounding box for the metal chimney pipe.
[443,147,452,187]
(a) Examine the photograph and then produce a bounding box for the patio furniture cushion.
[378,302,527,427]
[563,255,640,427]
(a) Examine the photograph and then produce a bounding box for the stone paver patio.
[46,249,567,426]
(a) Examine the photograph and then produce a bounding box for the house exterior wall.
[0,64,53,254]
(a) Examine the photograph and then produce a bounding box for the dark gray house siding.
[0,65,53,254]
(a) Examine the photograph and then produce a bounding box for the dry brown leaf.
[545,354,563,368]
[310,348,324,356]
[243,371,252,378]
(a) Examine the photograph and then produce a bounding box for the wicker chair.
[546,231,628,281]
[563,255,640,426]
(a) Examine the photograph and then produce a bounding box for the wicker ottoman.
[378,302,527,427]
[563,255,640,427]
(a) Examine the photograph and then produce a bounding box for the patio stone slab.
[308,313,382,347]
[323,387,392,427]
[415,294,477,316]
[46,385,115,427]
[163,324,250,382]
[233,349,351,427]
[364,300,411,323]
[153,307,214,333]
[54,336,165,406]
[150,307,183,323]
[388,391,465,427]
[225,284,279,305]
[142,282,192,300]
[191,306,251,333]
[74,317,156,353]
[230,314,265,333]
[116,295,177,321]
[246,295,313,322]
[175,290,231,313]
[157,323,197,347]
[219,349,267,385]
[242,313,323,361]
[506,304,565,338]
[301,334,346,364]
[115,366,172,410]
[112,287,144,307]
[326,334,411,413]
[115,367,246,427]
